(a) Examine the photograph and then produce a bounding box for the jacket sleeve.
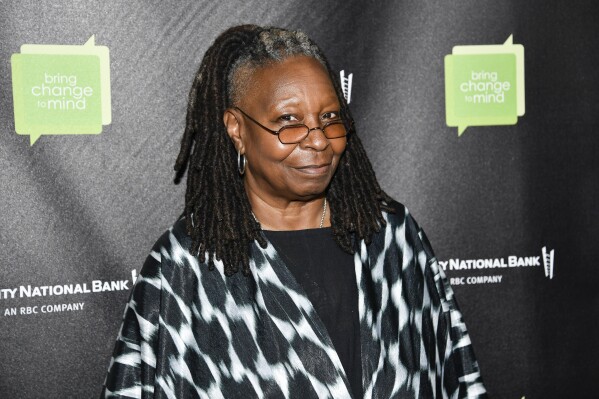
[100,234,166,398]
[406,211,488,399]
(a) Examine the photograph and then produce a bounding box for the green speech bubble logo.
[11,36,111,145]
[445,35,525,136]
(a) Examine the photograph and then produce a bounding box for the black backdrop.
[0,1,597,398]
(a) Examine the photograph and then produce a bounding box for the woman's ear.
[223,109,244,154]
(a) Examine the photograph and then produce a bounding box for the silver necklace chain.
[251,197,327,229]
[318,197,327,228]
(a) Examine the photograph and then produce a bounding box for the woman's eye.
[322,111,340,120]
[278,114,299,122]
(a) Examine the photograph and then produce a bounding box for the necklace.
[251,198,327,229]
[318,197,327,228]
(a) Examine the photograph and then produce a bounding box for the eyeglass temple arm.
[233,106,279,135]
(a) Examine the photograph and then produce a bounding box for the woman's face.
[225,55,347,202]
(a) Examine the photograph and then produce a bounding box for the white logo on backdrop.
[440,246,556,286]
[1,269,138,317]
[542,247,555,279]
[340,70,353,104]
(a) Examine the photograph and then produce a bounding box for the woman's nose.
[301,125,329,150]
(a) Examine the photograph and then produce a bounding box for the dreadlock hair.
[174,24,394,277]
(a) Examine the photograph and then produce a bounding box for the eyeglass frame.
[232,106,351,145]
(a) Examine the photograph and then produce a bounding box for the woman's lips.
[294,163,331,175]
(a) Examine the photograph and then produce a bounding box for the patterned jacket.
[101,201,487,398]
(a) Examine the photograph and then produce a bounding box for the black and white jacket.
[101,202,487,398]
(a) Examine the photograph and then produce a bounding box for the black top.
[263,227,362,399]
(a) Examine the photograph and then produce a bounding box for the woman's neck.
[245,186,329,231]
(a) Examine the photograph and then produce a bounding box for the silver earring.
[237,151,246,175]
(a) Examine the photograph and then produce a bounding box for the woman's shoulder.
[146,215,194,258]
[381,198,413,226]
[138,216,202,286]
[171,214,191,241]
[381,198,436,257]
[380,199,430,246]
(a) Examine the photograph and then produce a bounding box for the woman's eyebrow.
[267,96,340,110]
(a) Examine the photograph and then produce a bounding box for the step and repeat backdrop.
[1,1,597,398]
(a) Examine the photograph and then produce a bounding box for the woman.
[101,25,487,399]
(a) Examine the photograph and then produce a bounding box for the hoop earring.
[237,151,246,175]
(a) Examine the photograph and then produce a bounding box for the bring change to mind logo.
[11,35,111,145]
[444,35,525,136]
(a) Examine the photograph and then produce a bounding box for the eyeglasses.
[233,106,350,145]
